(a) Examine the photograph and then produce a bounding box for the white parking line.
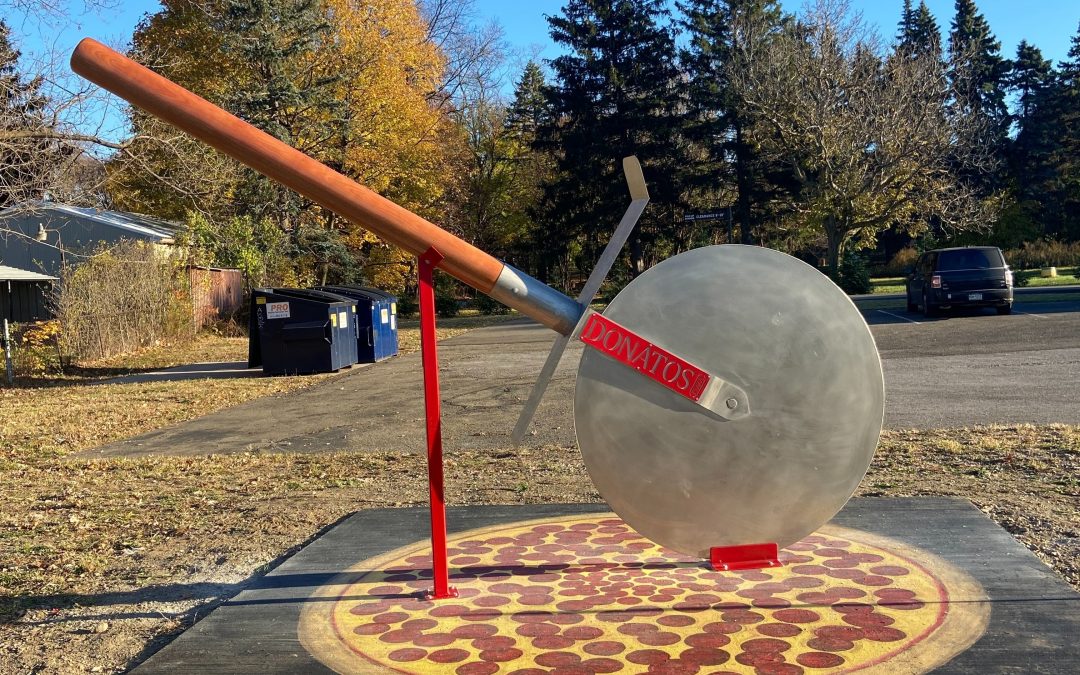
[1015,310,1049,319]
[877,309,921,324]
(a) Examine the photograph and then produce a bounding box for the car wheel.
[922,289,937,317]
[996,304,1012,315]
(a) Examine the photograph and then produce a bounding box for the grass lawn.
[869,277,906,294]
[870,266,1080,295]
[1016,265,1079,287]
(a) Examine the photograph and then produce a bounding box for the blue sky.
[7,0,1080,123]
[477,1,1080,66]
[10,0,1080,68]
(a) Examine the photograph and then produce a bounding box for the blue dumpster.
[248,288,357,375]
[313,286,380,363]
[315,285,398,361]
[356,287,399,358]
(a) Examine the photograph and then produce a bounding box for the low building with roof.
[0,201,181,277]
[0,265,55,323]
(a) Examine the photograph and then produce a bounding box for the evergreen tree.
[997,41,1056,244]
[506,62,558,280]
[897,0,942,61]
[896,0,913,41]
[543,0,683,279]
[1047,24,1080,239]
[1008,41,1052,130]
[0,20,60,208]
[218,0,344,274]
[677,0,785,246]
[948,0,1009,159]
[506,61,550,143]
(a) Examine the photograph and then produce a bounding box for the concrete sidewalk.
[80,319,580,458]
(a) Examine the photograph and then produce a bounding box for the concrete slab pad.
[132,498,1078,674]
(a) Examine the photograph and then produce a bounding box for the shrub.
[882,247,919,276]
[55,241,195,362]
[473,293,509,315]
[434,289,459,318]
[1003,240,1080,270]
[835,252,873,295]
[11,320,64,377]
[396,294,418,318]
[1012,270,1036,287]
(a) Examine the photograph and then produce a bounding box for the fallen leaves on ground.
[0,425,1076,673]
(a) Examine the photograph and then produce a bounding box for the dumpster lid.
[260,287,354,305]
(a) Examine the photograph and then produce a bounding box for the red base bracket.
[709,542,781,572]
[423,586,459,601]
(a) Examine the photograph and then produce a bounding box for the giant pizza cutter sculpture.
[70,39,884,570]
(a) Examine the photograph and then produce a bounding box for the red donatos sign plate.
[579,312,710,402]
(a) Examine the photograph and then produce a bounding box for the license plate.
[968,293,983,301]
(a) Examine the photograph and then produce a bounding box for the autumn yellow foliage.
[109,0,457,292]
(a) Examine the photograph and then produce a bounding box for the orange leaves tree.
[107,0,456,292]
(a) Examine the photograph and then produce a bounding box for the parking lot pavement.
[869,300,1080,428]
[82,320,583,458]
[82,298,1080,459]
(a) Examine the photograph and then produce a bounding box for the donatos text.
[579,313,709,401]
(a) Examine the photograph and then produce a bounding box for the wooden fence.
[189,266,243,330]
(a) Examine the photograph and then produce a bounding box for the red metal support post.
[418,246,457,600]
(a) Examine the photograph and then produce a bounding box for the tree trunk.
[734,119,755,246]
[628,232,645,278]
[826,220,844,279]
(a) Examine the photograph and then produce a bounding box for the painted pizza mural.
[300,515,989,674]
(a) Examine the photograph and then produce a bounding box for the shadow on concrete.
[98,361,261,385]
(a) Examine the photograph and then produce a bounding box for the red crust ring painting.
[299,514,990,674]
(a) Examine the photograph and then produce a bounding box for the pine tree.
[220,0,338,230]
[896,0,913,42]
[1009,41,1052,128]
[543,0,683,279]
[1048,24,1080,239]
[0,20,58,208]
[505,62,558,279]
[1001,41,1056,243]
[506,62,550,143]
[897,0,942,61]
[948,0,1009,157]
[677,0,785,246]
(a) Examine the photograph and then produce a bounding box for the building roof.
[0,202,181,242]
[0,265,56,282]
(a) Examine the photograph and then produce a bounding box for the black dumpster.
[314,285,398,361]
[248,288,357,375]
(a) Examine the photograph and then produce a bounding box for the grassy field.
[1016,265,1079,286]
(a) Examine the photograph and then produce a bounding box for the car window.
[936,249,1003,271]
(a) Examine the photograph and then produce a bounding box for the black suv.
[906,246,1013,316]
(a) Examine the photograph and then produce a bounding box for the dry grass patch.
[862,425,1080,589]
[0,425,1077,673]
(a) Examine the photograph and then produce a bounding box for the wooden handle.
[71,38,504,293]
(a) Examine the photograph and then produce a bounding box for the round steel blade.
[574,245,884,557]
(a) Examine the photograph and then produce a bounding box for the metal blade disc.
[574,245,884,557]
